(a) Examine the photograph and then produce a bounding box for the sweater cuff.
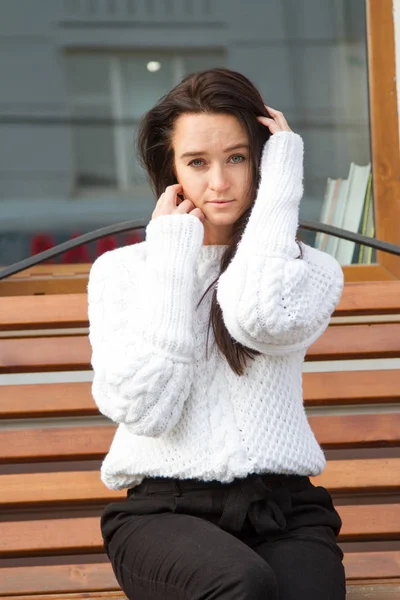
[239,132,304,258]
[146,214,204,262]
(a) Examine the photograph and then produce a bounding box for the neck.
[202,222,232,246]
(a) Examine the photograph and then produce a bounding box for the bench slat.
[344,552,400,581]
[0,426,115,464]
[1,370,399,421]
[0,383,95,419]
[313,458,400,493]
[0,336,90,374]
[334,281,400,316]
[2,324,400,373]
[0,295,88,331]
[1,414,399,464]
[1,505,399,557]
[1,552,398,595]
[303,370,400,406]
[2,586,399,600]
[2,460,400,506]
[0,563,118,595]
[2,281,400,330]
[309,413,400,449]
[308,323,400,361]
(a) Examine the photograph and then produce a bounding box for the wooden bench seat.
[1,281,400,598]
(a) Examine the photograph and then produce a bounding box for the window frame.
[4,0,399,290]
[345,0,400,281]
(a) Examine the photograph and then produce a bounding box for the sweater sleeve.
[217,131,344,354]
[88,213,204,437]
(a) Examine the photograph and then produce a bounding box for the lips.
[208,200,234,204]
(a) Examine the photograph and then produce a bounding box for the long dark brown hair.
[137,68,283,375]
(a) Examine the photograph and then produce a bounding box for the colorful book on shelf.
[317,176,349,256]
[319,162,372,265]
[356,173,375,264]
[335,162,371,265]
[316,178,341,251]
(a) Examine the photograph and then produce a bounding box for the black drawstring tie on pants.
[218,475,291,534]
[102,472,345,599]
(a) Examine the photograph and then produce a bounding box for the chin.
[206,216,237,228]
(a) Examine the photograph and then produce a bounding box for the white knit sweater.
[88,131,344,491]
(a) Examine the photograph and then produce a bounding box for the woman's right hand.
[151,184,205,224]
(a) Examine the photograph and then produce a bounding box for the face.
[172,113,253,245]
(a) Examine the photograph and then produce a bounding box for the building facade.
[0,0,369,264]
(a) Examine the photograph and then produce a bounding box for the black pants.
[101,472,346,599]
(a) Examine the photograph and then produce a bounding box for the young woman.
[88,68,346,599]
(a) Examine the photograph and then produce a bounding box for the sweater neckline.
[199,244,228,262]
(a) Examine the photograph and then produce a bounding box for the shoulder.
[87,242,148,304]
[89,241,147,284]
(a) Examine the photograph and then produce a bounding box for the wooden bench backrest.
[1,281,400,598]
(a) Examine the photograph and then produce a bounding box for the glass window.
[65,51,226,194]
[0,0,372,269]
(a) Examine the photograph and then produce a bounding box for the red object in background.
[96,235,118,257]
[30,228,145,264]
[125,231,144,245]
[61,232,91,264]
[30,234,56,264]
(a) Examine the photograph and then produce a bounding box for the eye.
[230,154,246,164]
[189,158,205,167]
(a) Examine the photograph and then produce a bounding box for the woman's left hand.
[257,106,292,134]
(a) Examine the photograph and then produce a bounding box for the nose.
[208,165,231,193]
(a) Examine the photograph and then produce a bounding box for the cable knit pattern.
[88,214,204,437]
[87,131,344,491]
[217,132,344,353]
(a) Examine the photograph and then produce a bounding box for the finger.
[163,184,183,206]
[190,208,205,223]
[256,116,282,134]
[175,198,195,213]
[265,106,291,132]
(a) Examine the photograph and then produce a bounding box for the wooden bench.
[1,281,400,599]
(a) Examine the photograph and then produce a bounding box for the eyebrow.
[179,143,249,159]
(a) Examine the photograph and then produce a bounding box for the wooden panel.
[1,554,398,595]
[347,582,400,599]
[0,563,119,595]
[338,504,400,541]
[307,323,400,361]
[0,336,90,374]
[0,265,92,277]
[0,426,115,464]
[367,0,400,279]
[0,593,124,600]
[303,370,400,406]
[0,517,103,557]
[1,371,399,421]
[342,265,397,283]
[1,413,399,465]
[1,584,399,600]
[0,295,88,331]
[0,277,88,296]
[344,551,400,581]
[312,458,400,493]
[309,414,400,449]
[0,471,125,506]
[2,460,400,507]
[1,505,399,557]
[2,323,400,373]
[0,264,397,298]
[335,281,400,316]
[2,281,400,330]
[0,382,96,419]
